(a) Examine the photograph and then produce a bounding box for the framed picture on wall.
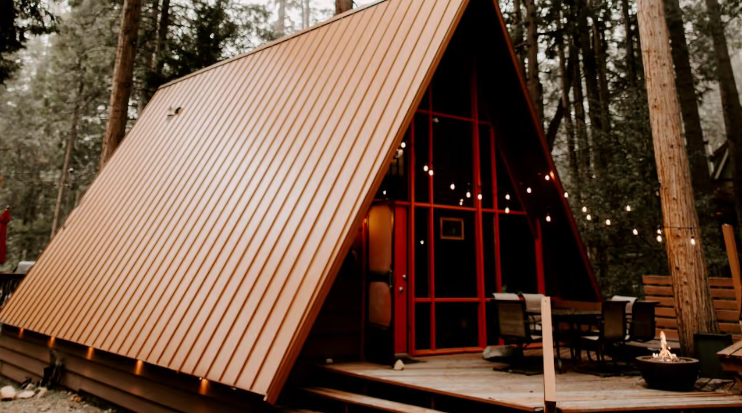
[440,217,464,240]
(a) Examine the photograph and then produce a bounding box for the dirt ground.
[0,378,120,413]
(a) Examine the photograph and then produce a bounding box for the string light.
[428,169,434,176]
[582,206,588,213]
[546,214,552,222]
[605,219,611,226]
[690,236,696,245]
[382,190,387,196]
[586,214,592,221]
[459,199,464,205]
[544,175,550,181]
[505,207,510,214]
[477,193,482,200]
[423,164,429,172]
[526,187,532,194]
[400,142,406,148]
[656,234,663,243]
[505,193,511,200]
[420,240,425,245]
[564,192,569,198]
[466,191,471,198]
[657,229,662,235]
[632,228,639,235]
[450,183,455,190]
[625,205,632,212]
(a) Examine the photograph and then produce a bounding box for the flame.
[652,331,678,362]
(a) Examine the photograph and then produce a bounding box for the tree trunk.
[593,18,611,171]
[703,0,742,225]
[137,0,160,114]
[572,37,590,178]
[621,0,637,88]
[335,0,352,15]
[52,75,85,239]
[546,0,576,156]
[512,0,526,77]
[154,0,170,74]
[100,0,143,170]
[303,0,310,28]
[663,0,713,207]
[637,0,718,356]
[275,0,286,35]
[524,0,543,125]
[576,0,602,137]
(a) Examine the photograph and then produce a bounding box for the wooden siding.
[0,0,468,401]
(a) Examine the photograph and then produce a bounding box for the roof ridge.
[158,0,389,90]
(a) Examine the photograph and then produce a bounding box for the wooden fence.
[642,275,741,341]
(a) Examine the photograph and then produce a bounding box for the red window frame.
[393,63,544,356]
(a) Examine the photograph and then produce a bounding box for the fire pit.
[637,332,699,391]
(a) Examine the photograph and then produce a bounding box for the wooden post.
[541,297,557,413]
[721,225,741,314]
[637,0,718,355]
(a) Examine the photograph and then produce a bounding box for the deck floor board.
[321,352,741,412]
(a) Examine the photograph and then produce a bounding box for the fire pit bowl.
[636,356,700,391]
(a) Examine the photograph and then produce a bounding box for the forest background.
[0,0,740,297]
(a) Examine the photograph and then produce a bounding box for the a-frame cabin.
[0,0,610,411]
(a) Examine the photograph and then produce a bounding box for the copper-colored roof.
[0,0,468,401]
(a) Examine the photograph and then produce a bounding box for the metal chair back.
[629,301,657,341]
[602,300,627,341]
[496,299,530,340]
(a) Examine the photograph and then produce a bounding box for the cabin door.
[365,202,408,364]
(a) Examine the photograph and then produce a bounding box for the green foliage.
[0,0,57,85]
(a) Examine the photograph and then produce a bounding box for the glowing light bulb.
[544,175,550,181]
[450,183,455,190]
[657,229,662,235]
[582,206,587,213]
[477,193,483,200]
[625,205,632,212]
[633,228,638,235]
[505,207,510,214]
[526,187,532,194]
[690,236,696,245]
[423,164,429,172]
[586,214,592,221]
[546,215,552,222]
[420,240,425,245]
[505,193,511,200]
[428,169,434,176]
[605,219,611,226]
[459,199,463,205]
[382,190,387,196]
[401,142,406,148]
[466,191,471,198]
[564,192,569,198]
[657,235,663,243]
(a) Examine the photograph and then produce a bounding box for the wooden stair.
[299,387,446,413]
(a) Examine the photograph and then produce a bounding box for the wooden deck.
[321,352,741,413]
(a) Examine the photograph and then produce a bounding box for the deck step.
[300,386,446,413]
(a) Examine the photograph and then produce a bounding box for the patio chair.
[581,301,627,364]
[628,301,657,342]
[493,299,542,373]
[611,295,637,315]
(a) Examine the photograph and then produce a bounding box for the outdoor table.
[528,309,602,367]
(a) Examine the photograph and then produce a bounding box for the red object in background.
[0,208,9,264]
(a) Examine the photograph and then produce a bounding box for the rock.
[0,385,16,401]
[22,382,36,391]
[69,394,83,403]
[393,359,405,371]
[36,387,49,398]
[17,390,35,399]
[482,344,515,360]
